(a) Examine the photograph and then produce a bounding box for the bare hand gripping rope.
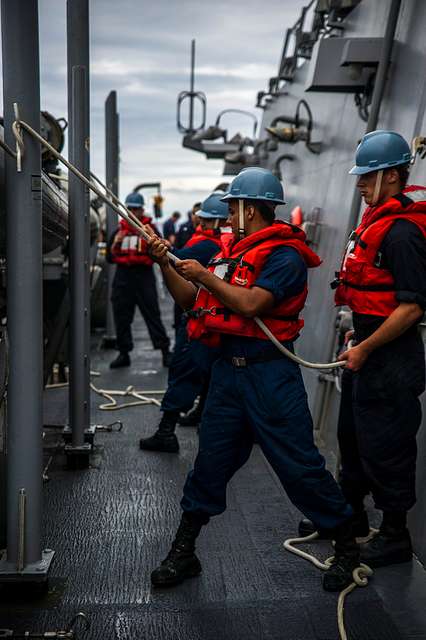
[11,105,344,371]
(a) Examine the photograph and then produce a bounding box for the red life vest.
[334,185,426,316]
[183,226,222,249]
[187,221,321,347]
[111,217,158,267]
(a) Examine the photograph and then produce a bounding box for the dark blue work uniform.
[181,246,353,530]
[338,220,426,513]
[161,239,221,415]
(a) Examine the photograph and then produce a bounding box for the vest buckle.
[231,357,247,367]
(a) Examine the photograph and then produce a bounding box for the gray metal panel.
[257,0,426,563]
[306,37,374,92]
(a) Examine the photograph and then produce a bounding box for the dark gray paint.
[1,308,423,638]
[257,0,426,564]
[105,90,119,341]
[67,0,91,442]
[1,0,43,564]
[0,129,69,256]
[68,66,91,445]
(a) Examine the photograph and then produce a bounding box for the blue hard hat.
[349,130,412,175]
[125,192,145,208]
[198,191,229,219]
[221,167,285,204]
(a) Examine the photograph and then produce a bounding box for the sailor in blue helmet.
[300,131,426,568]
[147,167,358,592]
[108,192,172,368]
[139,191,230,452]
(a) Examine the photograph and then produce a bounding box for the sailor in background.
[162,211,181,245]
[148,168,359,592]
[108,192,172,369]
[173,201,202,335]
[139,191,229,453]
[174,201,201,249]
[302,131,426,567]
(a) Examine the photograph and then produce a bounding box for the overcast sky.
[3,0,304,218]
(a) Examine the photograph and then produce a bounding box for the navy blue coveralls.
[338,220,426,513]
[161,239,222,415]
[181,246,353,530]
[107,229,170,354]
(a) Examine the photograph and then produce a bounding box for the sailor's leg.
[353,368,422,566]
[181,359,254,518]
[161,321,214,415]
[111,268,136,355]
[353,374,422,515]
[134,267,170,352]
[140,322,218,452]
[152,359,253,587]
[337,368,370,511]
[242,359,352,530]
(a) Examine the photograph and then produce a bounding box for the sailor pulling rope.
[11,105,343,371]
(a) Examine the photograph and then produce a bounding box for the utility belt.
[222,344,294,368]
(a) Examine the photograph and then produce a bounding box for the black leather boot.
[322,519,360,592]
[151,512,204,587]
[360,511,412,568]
[299,509,370,539]
[110,352,130,369]
[139,411,179,452]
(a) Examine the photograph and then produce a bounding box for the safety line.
[283,533,373,640]
[46,374,165,411]
[11,107,345,371]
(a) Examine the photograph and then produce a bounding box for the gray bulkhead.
[257,0,426,564]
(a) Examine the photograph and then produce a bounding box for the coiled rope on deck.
[283,532,374,640]
[46,371,165,411]
[11,104,345,371]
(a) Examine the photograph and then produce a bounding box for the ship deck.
[1,296,426,640]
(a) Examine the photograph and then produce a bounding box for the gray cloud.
[3,0,303,215]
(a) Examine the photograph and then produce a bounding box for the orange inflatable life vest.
[184,226,222,249]
[111,217,158,267]
[333,185,426,316]
[186,221,321,347]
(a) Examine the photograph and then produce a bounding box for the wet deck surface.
[1,295,426,639]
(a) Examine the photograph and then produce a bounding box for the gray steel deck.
[0,299,425,639]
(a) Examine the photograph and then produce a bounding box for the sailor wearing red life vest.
[147,168,358,593]
[139,191,229,453]
[108,192,171,369]
[301,131,426,568]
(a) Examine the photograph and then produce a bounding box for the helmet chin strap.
[371,169,384,206]
[238,199,245,239]
[214,218,219,229]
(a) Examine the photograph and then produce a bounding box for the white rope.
[90,381,163,411]
[254,318,344,370]
[11,109,345,372]
[0,135,17,158]
[46,371,165,411]
[283,532,373,640]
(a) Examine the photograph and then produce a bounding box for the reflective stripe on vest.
[111,217,156,266]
